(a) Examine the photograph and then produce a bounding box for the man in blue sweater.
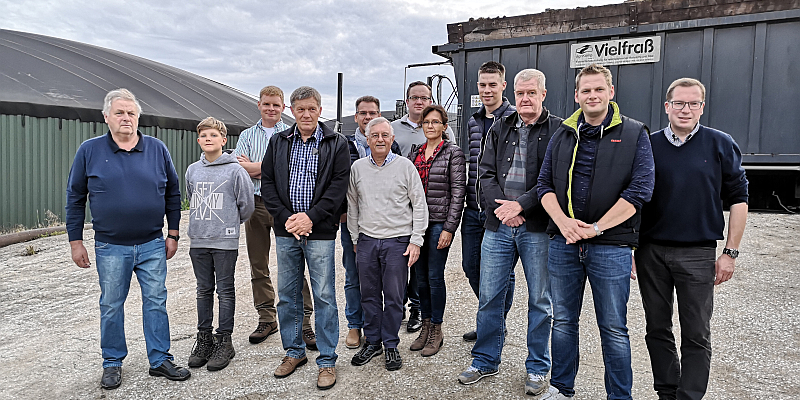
[538,64,654,400]
[66,89,189,390]
[635,78,748,400]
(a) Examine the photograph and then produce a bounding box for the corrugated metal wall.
[0,114,239,231]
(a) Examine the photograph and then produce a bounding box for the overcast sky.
[3,0,622,120]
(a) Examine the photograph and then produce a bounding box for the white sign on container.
[471,95,482,108]
[570,36,661,68]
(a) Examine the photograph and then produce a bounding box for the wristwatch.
[722,248,739,259]
[167,234,180,242]
[592,222,603,236]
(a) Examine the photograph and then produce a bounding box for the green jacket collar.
[563,101,623,132]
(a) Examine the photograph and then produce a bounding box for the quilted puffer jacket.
[408,140,467,233]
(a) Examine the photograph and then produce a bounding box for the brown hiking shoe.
[303,328,318,351]
[249,321,278,344]
[317,367,336,390]
[409,319,431,351]
[273,356,308,378]
[345,328,362,349]
[421,323,443,357]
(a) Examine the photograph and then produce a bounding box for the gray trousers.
[635,242,716,400]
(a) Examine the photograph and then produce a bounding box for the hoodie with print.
[186,151,255,250]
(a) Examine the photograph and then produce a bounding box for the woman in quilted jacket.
[407,104,466,357]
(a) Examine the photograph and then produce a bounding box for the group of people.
[66,60,748,400]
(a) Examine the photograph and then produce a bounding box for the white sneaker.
[540,385,570,399]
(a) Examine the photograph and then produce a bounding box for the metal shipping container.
[433,2,800,209]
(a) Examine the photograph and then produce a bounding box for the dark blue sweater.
[640,125,748,246]
[66,132,181,245]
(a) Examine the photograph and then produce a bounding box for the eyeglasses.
[357,111,380,117]
[668,101,704,110]
[408,96,432,102]
[422,120,443,126]
[369,133,392,139]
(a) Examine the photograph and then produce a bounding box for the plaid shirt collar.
[664,123,700,147]
[368,151,396,167]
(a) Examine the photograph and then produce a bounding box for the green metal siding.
[0,114,239,231]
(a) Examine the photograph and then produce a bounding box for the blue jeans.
[548,235,633,400]
[95,237,172,369]
[340,222,363,329]
[414,223,451,324]
[470,224,551,375]
[189,248,237,334]
[461,208,515,323]
[275,237,339,367]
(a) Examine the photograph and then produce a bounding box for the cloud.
[2,0,622,120]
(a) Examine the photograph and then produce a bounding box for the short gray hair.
[102,88,142,116]
[290,86,322,108]
[514,69,546,91]
[365,117,393,137]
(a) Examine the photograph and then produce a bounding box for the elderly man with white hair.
[347,117,428,372]
[66,88,189,390]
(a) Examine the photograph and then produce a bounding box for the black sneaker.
[188,330,214,368]
[384,348,402,371]
[462,330,477,342]
[351,342,382,366]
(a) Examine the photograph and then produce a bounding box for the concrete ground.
[0,211,798,399]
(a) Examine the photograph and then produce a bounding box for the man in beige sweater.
[347,117,428,371]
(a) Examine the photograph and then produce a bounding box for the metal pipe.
[336,72,343,133]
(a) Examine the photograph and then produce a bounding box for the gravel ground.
[0,211,797,399]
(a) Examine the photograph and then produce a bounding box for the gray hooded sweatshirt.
[186,151,255,250]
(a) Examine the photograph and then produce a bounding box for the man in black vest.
[636,78,748,400]
[537,64,654,400]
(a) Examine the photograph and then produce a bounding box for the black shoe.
[407,307,422,333]
[100,366,122,390]
[149,359,191,381]
[207,333,235,371]
[188,330,214,368]
[351,342,383,366]
[462,330,477,342]
[384,348,402,371]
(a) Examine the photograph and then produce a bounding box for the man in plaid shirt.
[261,86,351,391]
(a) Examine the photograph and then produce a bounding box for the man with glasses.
[347,117,428,371]
[635,78,748,400]
[262,86,350,390]
[340,96,401,349]
[391,81,452,333]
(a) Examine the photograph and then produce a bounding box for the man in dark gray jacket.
[459,69,562,398]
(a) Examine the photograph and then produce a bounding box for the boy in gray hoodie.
[185,117,255,371]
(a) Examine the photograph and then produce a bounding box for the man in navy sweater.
[66,89,189,390]
[635,78,748,400]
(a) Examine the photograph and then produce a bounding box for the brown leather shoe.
[249,321,278,344]
[273,356,308,378]
[345,328,362,349]
[317,367,336,390]
[303,328,318,351]
[409,319,431,351]
[421,323,443,357]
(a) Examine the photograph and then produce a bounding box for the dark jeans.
[635,242,716,400]
[357,234,410,349]
[460,207,515,323]
[189,248,238,334]
[404,258,420,310]
[414,223,451,324]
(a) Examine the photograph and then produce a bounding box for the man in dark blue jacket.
[262,86,350,390]
[537,64,654,400]
[66,89,189,390]
[636,78,748,400]
[461,61,517,342]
